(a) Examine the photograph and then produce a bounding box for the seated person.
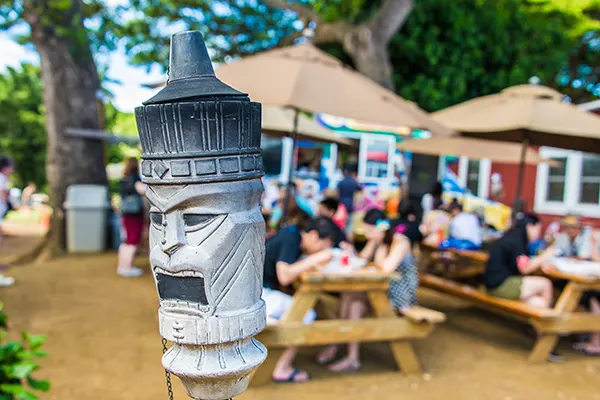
[317,209,418,372]
[573,231,600,355]
[484,213,555,308]
[440,201,482,250]
[392,202,423,245]
[270,183,315,229]
[552,215,593,259]
[262,217,341,382]
[420,203,451,246]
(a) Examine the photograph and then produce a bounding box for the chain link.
[162,338,175,400]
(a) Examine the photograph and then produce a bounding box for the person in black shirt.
[262,217,341,383]
[484,213,555,308]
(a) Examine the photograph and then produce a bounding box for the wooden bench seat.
[420,273,560,321]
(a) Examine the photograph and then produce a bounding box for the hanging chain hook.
[162,338,175,400]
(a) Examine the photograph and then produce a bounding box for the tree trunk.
[22,1,107,261]
[343,26,395,90]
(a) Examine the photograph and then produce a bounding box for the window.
[580,154,600,204]
[545,157,567,202]
[358,134,395,182]
[438,156,490,198]
[535,148,600,218]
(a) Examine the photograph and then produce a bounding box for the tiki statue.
[134,31,267,400]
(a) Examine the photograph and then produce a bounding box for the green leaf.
[25,335,46,351]
[26,377,50,392]
[9,361,38,379]
[0,383,26,394]
[15,391,38,400]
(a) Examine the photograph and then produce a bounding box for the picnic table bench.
[251,270,445,386]
[420,267,600,362]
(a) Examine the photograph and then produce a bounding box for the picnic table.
[420,254,600,362]
[528,267,600,361]
[251,269,445,385]
[418,243,488,280]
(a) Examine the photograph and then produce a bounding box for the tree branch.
[264,0,353,45]
[368,0,414,43]
[263,0,321,22]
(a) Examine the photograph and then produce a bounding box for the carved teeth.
[154,268,204,278]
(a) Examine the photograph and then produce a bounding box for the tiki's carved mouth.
[155,269,209,309]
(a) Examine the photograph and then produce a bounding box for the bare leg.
[317,293,352,364]
[584,297,600,354]
[520,276,553,308]
[272,347,309,382]
[117,244,142,277]
[329,293,367,372]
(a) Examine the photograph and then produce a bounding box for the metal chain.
[162,338,175,400]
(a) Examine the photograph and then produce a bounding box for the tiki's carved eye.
[150,212,163,227]
[183,214,215,232]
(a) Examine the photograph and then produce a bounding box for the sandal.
[272,369,311,383]
[327,360,361,373]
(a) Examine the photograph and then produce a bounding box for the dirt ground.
[1,230,599,400]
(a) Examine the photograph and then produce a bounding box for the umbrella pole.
[513,137,529,213]
[281,108,300,226]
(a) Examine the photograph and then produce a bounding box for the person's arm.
[275,250,333,287]
[359,238,380,261]
[374,235,411,274]
[520,246,556,275]
[591,231,599,262]
[134,181,147,196]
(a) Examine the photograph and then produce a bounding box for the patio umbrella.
[397,136,557,165]
[432,84,600,204]
[261,106,355,148]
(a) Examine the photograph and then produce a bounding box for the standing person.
[318,209,418,372]
[0,156,15,286]
[421,181,443,218]
[577,232,600,355]
[262,217,341,382]
[337,167,361,233]
[116,158,146,278]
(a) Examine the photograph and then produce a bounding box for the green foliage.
[0,64,47,189]
[113,0,598,107]
[104,102,140,164]
[392,0,580,111]
[0,302,50,400]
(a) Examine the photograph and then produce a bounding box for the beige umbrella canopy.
[432,84,600,203]
[261,106,355,147]
[397,136,557,165]
[432,84,600,151]
[215,43,452,136]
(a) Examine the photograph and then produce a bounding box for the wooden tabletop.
[543,267,600,284]
[301,268,399,283]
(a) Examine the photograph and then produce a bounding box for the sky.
[0,31,164,113]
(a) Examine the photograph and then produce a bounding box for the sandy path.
[0,252,599,400]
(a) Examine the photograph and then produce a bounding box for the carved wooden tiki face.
[135,31,266,400]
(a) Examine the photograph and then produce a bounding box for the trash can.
[64,185,110,253]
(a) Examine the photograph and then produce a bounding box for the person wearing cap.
[552,215,593,259]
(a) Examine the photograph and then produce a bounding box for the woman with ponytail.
[317,208,418,372]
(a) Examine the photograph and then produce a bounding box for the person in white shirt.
[0,156,15,286]
[551,215,592,259]
[421,181,443,219]
[440,201,482,250]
